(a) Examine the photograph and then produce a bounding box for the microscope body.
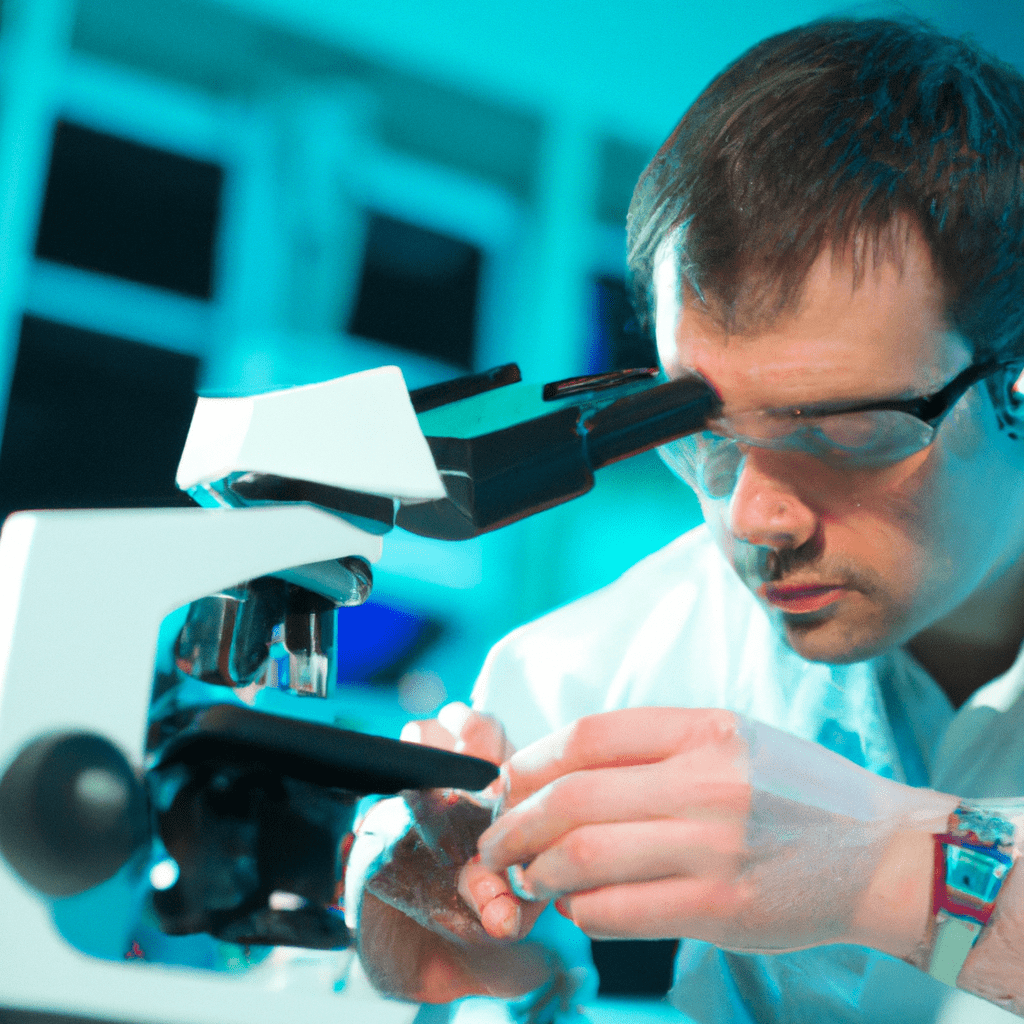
[0,361,717,1024]
[0,367,440,1024]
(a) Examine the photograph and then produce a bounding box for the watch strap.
[928,913,982,986]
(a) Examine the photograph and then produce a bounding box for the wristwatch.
[928,805,1015,986]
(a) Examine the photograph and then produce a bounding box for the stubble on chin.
[774,588,915,665]
[714,518,925,664]
[728,548,913,664]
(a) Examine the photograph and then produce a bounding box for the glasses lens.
[659,432,743,498]
[657,434,701,488]
[658,410,936,498]
[807,411,887,450]
[703,439,743,497]
[797,410,935,466]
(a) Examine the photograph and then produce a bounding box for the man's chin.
[772,606,893,665]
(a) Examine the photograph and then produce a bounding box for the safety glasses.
[659,360,1021,499]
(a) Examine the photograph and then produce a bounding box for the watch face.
[945,844,1008,905]
[935,833,1012,924]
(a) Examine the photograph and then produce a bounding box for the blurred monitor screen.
[348,212,482,370]
[0,317,199,522]
[36,120,223,300]
[587,275,657,374]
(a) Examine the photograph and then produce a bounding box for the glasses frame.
[771,359,1022,430]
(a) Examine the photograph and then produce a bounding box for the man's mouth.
[758,583,847,614]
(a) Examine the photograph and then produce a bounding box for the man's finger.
[554,874,744,941]
[480,756,749,872]
[458,856,522,939]
[438,701,515,764]
[502,708,743,810]
[401,718,458,751]
[502,818,747,902]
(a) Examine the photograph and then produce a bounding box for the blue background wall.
[2,0,1024,1010]
[0,0,1021,735]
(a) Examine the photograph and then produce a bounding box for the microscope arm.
[401,364,719,538]
[179,363,720,540]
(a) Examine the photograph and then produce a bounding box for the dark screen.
[587,276,657,373]
[592,937,678,996]
[36,121,223,299]
[348,213,481,370]
[0,318,199,522]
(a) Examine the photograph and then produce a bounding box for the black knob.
[0,732,149,898]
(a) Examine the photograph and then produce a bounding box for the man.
[347,16,1024,1022]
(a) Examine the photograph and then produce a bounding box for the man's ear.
[993,366,1024,440]
[1006,366,1024,420]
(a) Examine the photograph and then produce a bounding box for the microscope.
[0,361,716,1024]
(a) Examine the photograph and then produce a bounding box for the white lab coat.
[470,526,1024,1023]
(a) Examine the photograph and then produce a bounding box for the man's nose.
[728,447,818,550]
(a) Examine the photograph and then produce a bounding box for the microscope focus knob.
[0,732,149,898]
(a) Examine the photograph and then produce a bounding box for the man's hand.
[348,702,548,1003]
[396,701,540,942]
[476,707,957,957]
[401,700,515,762]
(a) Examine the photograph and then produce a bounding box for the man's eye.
[809,412,887,451]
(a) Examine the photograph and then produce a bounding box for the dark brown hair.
[627,18,1024,362]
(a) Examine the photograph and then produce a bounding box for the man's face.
[656,228,1024,664]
